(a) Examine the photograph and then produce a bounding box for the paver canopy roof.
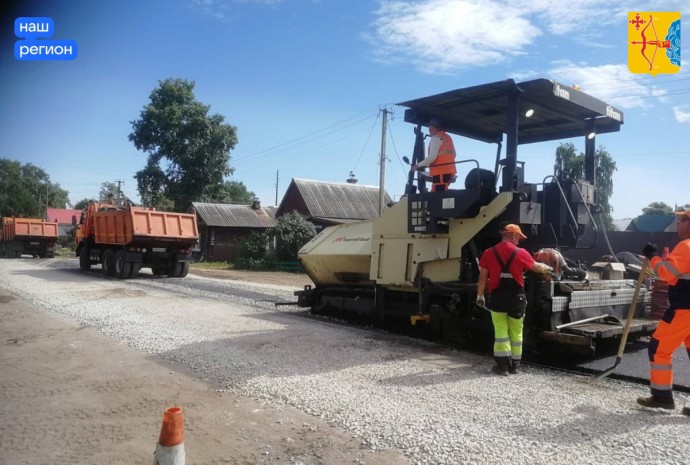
[398,78,623,144]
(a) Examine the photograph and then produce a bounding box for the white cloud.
[369,0,687,73]
[510,0,618,35]
[623,1,690,16]
[673,105,690,123]
[370,0,542,73]
[368,0,634,73]
[543,62,660,109]
[189,0,282,20]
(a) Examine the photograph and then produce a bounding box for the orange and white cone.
[153,406,185,465]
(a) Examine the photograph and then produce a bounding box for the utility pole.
[115,180,124,201]
[275,170,279,206]
[378,108,390,216]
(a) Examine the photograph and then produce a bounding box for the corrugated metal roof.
[281,178,391,220]
[192,202,277,228]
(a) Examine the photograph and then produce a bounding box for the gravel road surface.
[1,257,689,465]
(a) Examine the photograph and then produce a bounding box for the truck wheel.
[79,246,91,271]
[167,262,183,278]
[129,263,141,279]
[178,262,190,278]
[151,266,166,276]
[102,250,115,277]
[114,250,132,279]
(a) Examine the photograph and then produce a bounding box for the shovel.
[595,257,650,380]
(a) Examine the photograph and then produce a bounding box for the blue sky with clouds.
[1,0,688,218]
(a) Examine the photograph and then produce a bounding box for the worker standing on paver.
[476,224,552,376]
[411,118,457,192]
[637,209,690,415]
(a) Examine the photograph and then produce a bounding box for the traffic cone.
[153,406,185,465]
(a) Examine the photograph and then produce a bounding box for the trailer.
[75,202,199,279]
[0,217,58,258]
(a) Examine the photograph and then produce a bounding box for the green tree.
[239,230,269,260]
[554,143,617,230]
[129,78,238,212]
[273,212,316,261]
[199,180,256,204]
[642,202,673,215]
[73,198,93,210]
[99,181,121,202]
[57,226,77,251]
[0,158,70,217]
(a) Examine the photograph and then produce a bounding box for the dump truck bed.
[1,218,58,241]
[93,207,198,246]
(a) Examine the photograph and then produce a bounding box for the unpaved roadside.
[189,267,312,289]
[0,288,407,465]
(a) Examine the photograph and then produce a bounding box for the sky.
[1,0,688,219]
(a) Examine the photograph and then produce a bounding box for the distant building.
[191,200,277,262]
[45,208,81,237]
[627,215,676,233]
[611,218,633,232]
[276,178,392,231]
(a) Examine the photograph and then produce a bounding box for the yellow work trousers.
[491,311,524,362]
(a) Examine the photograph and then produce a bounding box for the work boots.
[509,360,520,375]
[637,395,675,410]
[683,403,690,417]
[492,356,510,376]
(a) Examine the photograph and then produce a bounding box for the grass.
[190,261,232,270]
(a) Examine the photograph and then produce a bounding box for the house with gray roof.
[191,199,277,261]
[627,215,677,233]
[275,178,392,230]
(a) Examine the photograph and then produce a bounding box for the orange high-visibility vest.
[429,130,456,178]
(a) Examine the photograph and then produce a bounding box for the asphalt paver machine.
[295,78,657,355]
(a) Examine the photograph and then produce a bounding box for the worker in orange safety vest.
[411,118,457,192]
[637,208,690,416]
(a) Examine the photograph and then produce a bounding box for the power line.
[236,123,379,174]
[351,110,380,173]
[232,105,380,162]
[385,116,410,185]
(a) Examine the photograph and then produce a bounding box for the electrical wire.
[351,111,380,173]
[233,105,380,162]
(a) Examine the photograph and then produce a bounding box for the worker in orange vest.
[411,118,457,192]
[637,209,690,416]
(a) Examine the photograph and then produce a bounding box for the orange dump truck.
[0,217,59,258]
[75,202,199,279]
